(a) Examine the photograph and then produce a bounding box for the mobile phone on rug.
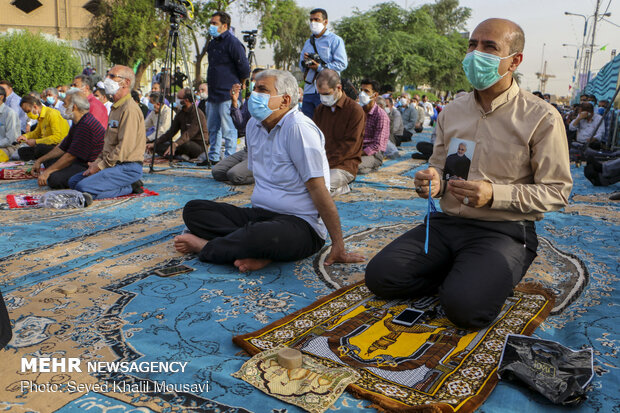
[393,308,424,327]
[154,265,194,277]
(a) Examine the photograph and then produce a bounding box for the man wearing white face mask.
[175,69,364,273]
[206,11,250,165]
[358,79,390,174]
[299,8,348,119]
[144,92,171,142]
[71,75,108,128]
[313,69,365,196]
[68,65,146,199]
[366,19,572,330]
[398,93,417,144]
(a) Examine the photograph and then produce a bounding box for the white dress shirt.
[247,107,330,239]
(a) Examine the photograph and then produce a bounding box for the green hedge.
[0,31,81,96]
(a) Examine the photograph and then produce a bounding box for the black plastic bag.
[497,334,594,406]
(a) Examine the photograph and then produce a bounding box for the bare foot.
[174,233,207,254]
[234,258,272,273]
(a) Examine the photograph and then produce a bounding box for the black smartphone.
[392,308,424,327]
[153,265,194,277]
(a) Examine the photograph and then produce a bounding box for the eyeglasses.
[106,73,127,80]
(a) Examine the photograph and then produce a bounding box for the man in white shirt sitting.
[144,92,171,142]
[569,102,604,149]
[174,69,363,272]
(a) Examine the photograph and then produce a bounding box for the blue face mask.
[46,96,56,105]
[59,92,66,99]
[248,91,281,121]
[147,102,154,111]
[462,50,516,90]
[209,25,221,38]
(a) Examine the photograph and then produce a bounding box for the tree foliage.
[259,0,309,70]
[86,0,169,88]
[421,0,472,35]
[334,1,471,92]
[0,31,81,96]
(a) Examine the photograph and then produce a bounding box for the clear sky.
[232,0,620,96]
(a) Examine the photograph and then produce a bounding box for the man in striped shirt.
[33,91,105,189]
[358,79,390,174]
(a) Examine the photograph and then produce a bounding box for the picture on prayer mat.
[444,138,475,181]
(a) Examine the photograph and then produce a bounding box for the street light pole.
[564,12,588,93]
[587,0,602,81]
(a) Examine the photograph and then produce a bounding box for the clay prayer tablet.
[277,348,303,370]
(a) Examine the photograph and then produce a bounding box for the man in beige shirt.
[69,65,146,199]
[144,91,171,142]
[365,18,572,329]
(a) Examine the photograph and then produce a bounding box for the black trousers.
[155,141,204,159]
[183,200,325,264]
[365,213,538,329]
[396,130,413,145]
[18,144,56,161]
[415,141,434,159]
[47,162,88,189]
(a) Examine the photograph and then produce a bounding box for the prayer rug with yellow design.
[233,281,555,412]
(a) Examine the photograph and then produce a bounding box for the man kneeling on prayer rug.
[68,65,146,199]
[365,18,572,329]
[174,69,364,272]
[33,91,105,189]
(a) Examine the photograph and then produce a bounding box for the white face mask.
[384,107,391,114]
[310,21,325,36]
[399,98,408,106]
[199,92,208,100]
[103,78,121,95]
[358,91,371,107]
[319,90,339,107]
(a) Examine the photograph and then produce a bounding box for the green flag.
[600,45,607,51]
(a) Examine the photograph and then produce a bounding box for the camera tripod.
[149,12,210,173]
[247,48,258,69]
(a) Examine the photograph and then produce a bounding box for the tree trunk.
[195,54,203,83]
[135,63,147,90]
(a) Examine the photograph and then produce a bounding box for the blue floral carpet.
[0,132,617,413]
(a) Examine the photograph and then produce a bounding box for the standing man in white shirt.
[174,69,363,272]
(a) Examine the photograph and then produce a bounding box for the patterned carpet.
[0,132,618,413]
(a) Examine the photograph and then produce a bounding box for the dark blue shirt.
[58,112,105,163]
[230,99,251,133]
[207,30,250,103]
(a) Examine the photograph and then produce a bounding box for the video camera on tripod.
[242,30,258,50]
[155,0,192,19]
